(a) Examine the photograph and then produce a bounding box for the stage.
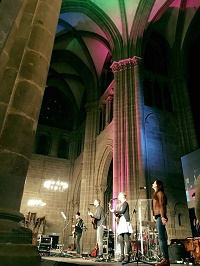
[41,255,121,265]
[39,237,200,265]
[40,256,199,266]
[40,255,164,266]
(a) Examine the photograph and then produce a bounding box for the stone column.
[79,102,99,253]
[0,0,62,265]
[172,76,198,151]
[111,56,146,200]
[105,95,113,126]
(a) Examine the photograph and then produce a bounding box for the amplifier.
[38,244,51,251]
[40,237,52,244]
[168,245,185,263]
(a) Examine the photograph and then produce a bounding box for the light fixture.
[43,179,68,191]
[27,199,46,207]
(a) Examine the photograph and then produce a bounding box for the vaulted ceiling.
[39,0,200,134]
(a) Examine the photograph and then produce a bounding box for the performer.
[109,192,132,264]
[152,180,170,266]
[74,212,84,257]
[195,175,200,225]
[88,199,105,261]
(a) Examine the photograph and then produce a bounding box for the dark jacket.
[114,201,130,222]
[75,218,84,234]
[93,205,105,226]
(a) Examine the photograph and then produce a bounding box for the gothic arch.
[95,143,113,195]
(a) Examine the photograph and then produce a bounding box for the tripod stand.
[131,193,155,265]
[57,214,72,257]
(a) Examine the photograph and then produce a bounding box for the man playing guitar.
[88,199,105,261]
[73,212,84,257]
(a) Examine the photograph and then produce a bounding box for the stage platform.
[41,256,120,265]
[40,255,159,266]
[41,256,200,266]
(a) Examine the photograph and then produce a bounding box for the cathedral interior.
[0,0,200,265]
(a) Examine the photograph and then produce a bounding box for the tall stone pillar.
[172,76,198,152]
[79,102,99,253]
[111,56,146,200]
[0,0,62,265]
[105,95,113,126]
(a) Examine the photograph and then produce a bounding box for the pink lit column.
[111,56,146,200]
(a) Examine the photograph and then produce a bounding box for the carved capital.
[95,184,107,193]
[111,56,141,72]
[71,200,79,207]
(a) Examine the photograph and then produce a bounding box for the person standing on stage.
[88,199,105,261]
[74,212,84,257]
[109,192,132,264]
[195,175,200,225]
[152,180,170,266]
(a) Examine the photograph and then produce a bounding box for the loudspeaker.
[49,235,59,249]
[38,244,51,251]
[41,237,52,244]
[168,245,185,263]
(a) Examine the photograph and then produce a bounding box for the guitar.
[108,202,121,223]
[115,213,122,223]
[91,243,98,257]
[71,217,75,237]
[88,208,97,230]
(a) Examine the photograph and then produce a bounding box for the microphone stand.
[81,225,88,258]
[57,218,71,257]
[104,199,116,262]
[104,204,112,262]
[131,188,155,265]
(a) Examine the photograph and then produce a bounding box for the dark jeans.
[118,233,131,256]
[156,216,169,260]
[75,232,82,255]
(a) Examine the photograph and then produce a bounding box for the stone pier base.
[0,244,41,266]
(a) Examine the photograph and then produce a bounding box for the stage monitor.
[181,148,200,208]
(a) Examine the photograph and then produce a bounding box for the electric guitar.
[88,208,97,230]
[91,243,98,257]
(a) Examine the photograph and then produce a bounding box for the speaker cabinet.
[49,235,59,249]
[168,245,185,263]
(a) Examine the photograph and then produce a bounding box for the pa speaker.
[168,245,185,263]
[49,235,59,249]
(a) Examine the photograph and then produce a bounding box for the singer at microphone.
[139,186,146,189]
[110,197,118,202]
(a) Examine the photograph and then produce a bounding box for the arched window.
[36,134,50,155]
[57,139,70,159]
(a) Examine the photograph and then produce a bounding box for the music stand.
[131,192,155,265]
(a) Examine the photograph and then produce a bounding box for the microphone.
[112,198,118,200]
[140,186,146,189]
[61,211,67,220]
[89,204,94,205]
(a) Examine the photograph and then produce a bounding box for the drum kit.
[131,220,162,262]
